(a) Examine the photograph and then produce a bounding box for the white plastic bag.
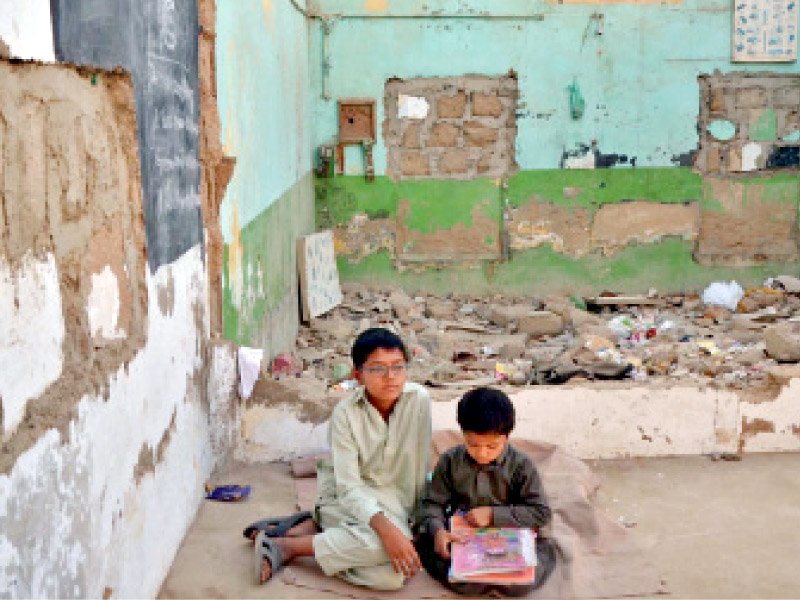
[702,281,744,311]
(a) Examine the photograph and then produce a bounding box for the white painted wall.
[243,381,800,462]
[0,253,65,437]
[87,266,126,340]
[238,406,329,463]
[0,0,55,61]
[0,246,223,598]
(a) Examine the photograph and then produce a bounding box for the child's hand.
[465,506,493,528]
[434,529,468,559]
[370,513,421,577]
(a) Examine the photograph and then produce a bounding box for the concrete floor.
[159,453,800,599]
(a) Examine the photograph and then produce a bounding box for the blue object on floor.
[206,484,251,502]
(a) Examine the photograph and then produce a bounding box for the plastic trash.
[332,378,358,392]
[698,340,721,356]
[702,281,744,311]
[238,346,263,400]
[608,315,634,338]
[271,353,300,378]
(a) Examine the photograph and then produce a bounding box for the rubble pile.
[275,276,800,394]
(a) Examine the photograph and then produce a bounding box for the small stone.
[426,299,457,320]
[767,364,800,384]
[765,322,800,361]
[773,275,800,293]
[488,304,530,328]
[517,311,564,337]
[388,289,415,320]
[499,341,526,360]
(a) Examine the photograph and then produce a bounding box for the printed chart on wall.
[297,231,343,321]
[732,0,798,62]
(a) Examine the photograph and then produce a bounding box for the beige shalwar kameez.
[312,382,431,590]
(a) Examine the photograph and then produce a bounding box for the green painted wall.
[217,0,315,353]
[223,173,314,348]
[506,168,702,210]
[326,168,799,295]
[338,242,799,297]
[316,175,500,229]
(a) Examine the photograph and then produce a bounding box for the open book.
[448,513,537,585]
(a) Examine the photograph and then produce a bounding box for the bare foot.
[258,538,284,583]
[258,538,288,584]
[259,555,273,584]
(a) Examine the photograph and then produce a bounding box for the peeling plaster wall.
[1,249,214,599]
[311,0,799,288]
[0,57,230,598]
[217,0,315,355]
[311,0,800,173]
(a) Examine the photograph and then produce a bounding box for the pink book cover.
[448,514,537,583]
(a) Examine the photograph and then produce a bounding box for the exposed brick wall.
[697,73,800,174]
[383,74,518,180]
[198,0,235,336]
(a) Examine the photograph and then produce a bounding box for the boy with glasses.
[253,327,432,590]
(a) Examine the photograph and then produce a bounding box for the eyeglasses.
[361,364,407,377]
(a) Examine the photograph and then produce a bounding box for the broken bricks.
[288,276,800,395]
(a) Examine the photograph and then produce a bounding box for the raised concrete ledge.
[432,381,800,459]
[237,379,800,462]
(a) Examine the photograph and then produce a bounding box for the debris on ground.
[257,276,800,396]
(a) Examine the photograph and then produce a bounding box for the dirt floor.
[160,452,800,599]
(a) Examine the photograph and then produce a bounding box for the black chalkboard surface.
[51,0,203,271]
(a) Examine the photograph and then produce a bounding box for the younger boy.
[253,327,431,591]
[415,387,555,597]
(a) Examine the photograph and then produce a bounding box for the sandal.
[243,510,312,540]
[254,531,285,583]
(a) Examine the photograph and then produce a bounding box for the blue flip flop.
[243,511,313,540]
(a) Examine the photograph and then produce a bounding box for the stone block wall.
[383,74,518,180]
[697,73,800,174]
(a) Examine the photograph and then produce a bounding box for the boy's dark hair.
[351,327,410,369]
[457,387,515,435]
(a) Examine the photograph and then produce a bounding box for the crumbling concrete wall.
[383,75,518,180]
[198,0,235,336]
[217,0,315,355]
[697,73,800,174]
[0,55,232,599]
[310,0,800,289]
[693,73,800,266]
[695,175,800,266]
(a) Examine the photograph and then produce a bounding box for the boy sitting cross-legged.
[251,327,432,591]
[414,386,556,597]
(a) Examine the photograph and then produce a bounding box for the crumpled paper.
[237,346,263,400]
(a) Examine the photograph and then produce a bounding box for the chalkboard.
[51,0,203,271]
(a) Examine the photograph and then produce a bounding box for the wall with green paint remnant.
[309,0,798,294]
[326,167,799,295]
[217,0,315,354]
